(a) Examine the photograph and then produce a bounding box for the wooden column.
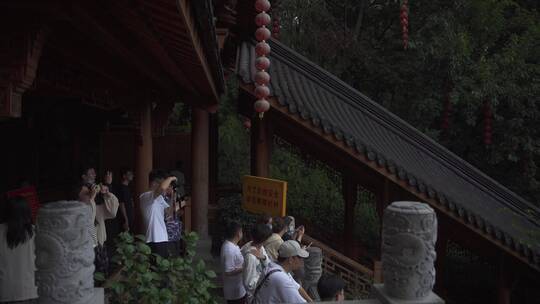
[434,216,449,297]
[134,102,153,234]
[374,179,390,283]
[208,113,218,205]
[250,116,272,177]
[497,254,513,304]
[191,107,210,238]
[343,174,357,257]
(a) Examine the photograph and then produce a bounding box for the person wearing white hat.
[252,240,314,303]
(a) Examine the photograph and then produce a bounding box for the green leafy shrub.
[104,232,217,304]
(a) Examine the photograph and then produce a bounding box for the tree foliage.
[277,0,540,204]
[218,78,251,185]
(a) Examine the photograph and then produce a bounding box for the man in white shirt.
[241,223,272,299]
[221,221,247,304]
[139,170,176,258]
[253,240,314,304]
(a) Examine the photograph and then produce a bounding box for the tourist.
[317,275,346,301]
[257,213,273,230]
[164,180,182,257]
[264,217,287,261]
[0,196,38,303]
[80,166,97,185]
[241,223,272,299]
[93,183,119,276]
[74,183,98,246]
[282,216,305,244]
[252,240,313,303]
[113,168,134,232]
[75,181,119,277]
[169,161,186,200]
[220,222,246,304]
[139,170,176,258]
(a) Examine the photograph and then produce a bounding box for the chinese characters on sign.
[242,175,287,217]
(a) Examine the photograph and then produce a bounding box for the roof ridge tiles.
[265,39,540,223]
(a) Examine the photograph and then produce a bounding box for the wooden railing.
[182,198,192,233]
[302,234,374,299]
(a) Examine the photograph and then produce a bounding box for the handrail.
[302,234,373,299]
[303,235,374,276]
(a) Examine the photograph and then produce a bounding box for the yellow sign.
[242,175,287,217]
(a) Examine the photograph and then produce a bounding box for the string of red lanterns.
[483,100,493,146]
[254,0,272,119]
[400,0,409,50]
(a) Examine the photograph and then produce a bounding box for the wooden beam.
[209,112,219,205]
[191,107,210,238]
[46,37,133,91]
[109,1,198,97]
[0,25,49,117]
[177,0,219,103]
[134,101,153,235]
[497,254,513,304]
[250,115,272,177]
[66,4,176,93]
[343,174,357,257]
[434,216,449,298]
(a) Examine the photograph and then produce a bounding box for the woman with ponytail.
[0,196,38,303]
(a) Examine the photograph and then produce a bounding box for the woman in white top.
[0,196,38,303]
[76,182,118,277]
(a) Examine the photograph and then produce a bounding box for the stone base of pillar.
[371,284,445,304]
[87,288,105,304]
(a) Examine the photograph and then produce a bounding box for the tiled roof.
[237,39,540,269]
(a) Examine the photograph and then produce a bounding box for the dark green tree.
[276,0,540,205]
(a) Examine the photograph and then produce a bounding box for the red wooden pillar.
[343,174,357,257]
[434,216,449,297]
[497,254,513,304]
[250,116,272,177]
[208,112,218,205]
[191,107,210,239]
[374,179,390,283]
[134,102,153,234]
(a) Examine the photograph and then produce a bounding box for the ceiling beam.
[177,0,219,103]
[108,0,198,97]
[65,4,176,94]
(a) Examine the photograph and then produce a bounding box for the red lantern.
[400,0,409,50]
[243,119,252,129]
[255,56,270,70]
[255,0,271,12]
[255,27,272,42]
[254,71,270,85]
[255,42,271,56]
[483,101,493,146]
[441,97,451,130]
[255,12,271,27]
[254,99,270,118]
[254,85,270,99]
[254,0,272,119]
[272,17,280,39]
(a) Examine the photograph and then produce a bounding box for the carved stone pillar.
[35,201,103,304]
[303,247,323,301]
[372,201,444,304]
